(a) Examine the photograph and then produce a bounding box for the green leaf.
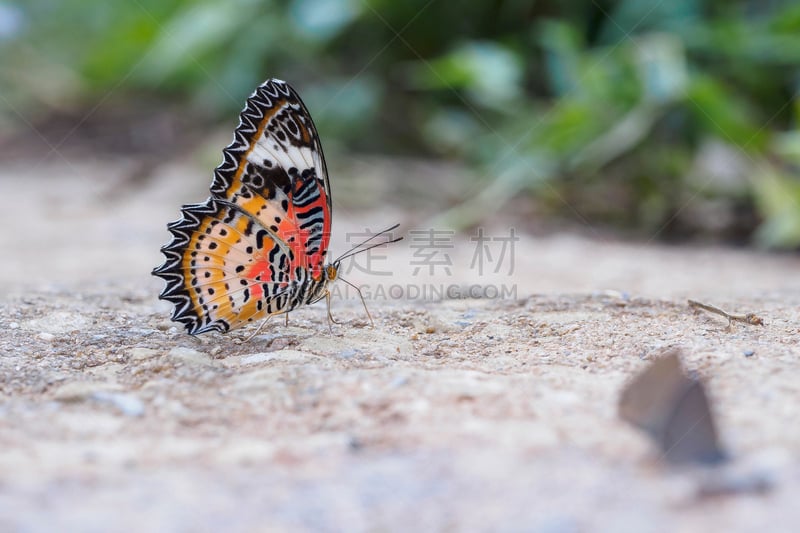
[290,0,361,42]
[686,76,766,151]
[752,166,800,248]
[407,40,523,108]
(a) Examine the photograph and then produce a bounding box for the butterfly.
[153,78,399,335]
[618,349,726,465]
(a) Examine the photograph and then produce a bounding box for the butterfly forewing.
[210,79,331,275]
[153,79,333,335]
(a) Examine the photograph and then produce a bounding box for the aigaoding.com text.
[330,283,518,301]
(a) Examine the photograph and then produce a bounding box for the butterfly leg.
[323,291,335,335]
[285,312,289,327]
[356,286,374,328]
[243,314,273,342]
[338,278,374,328]
[325,289,341,326]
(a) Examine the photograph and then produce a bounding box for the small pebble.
[337,348,357,359]
[743,350,755,357]
[37,332,56,342]
[128,347,159,361]
[348,435,363,451]
[696,468,774,499]
[9,322,19,329]
[91,392,145,417]
[389,375,409,388]
[240,352,274,365]
[168,346,212,365]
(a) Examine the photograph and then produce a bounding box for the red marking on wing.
[245,260,271,301]
[283,183,331,281]
[314,185,332,272]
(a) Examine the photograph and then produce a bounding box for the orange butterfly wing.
[153,79,332,334]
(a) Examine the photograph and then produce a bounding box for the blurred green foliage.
[3,0,800,246]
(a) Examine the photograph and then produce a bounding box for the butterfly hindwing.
[153,199,296,334]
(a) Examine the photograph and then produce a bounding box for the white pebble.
[91,392,145,417]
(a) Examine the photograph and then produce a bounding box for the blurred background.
[3,0,800,249]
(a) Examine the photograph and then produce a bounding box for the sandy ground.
[2,160,800,532]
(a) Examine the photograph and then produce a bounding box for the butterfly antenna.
[334,223,402,263]
[328,224,401,328]
[336,237,403,263]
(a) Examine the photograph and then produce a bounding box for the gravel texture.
[2,162,799,532]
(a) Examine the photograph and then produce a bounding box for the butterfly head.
[312,261,339,283]
[325,262,340,281]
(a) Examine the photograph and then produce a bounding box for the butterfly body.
[153,79,339,335]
